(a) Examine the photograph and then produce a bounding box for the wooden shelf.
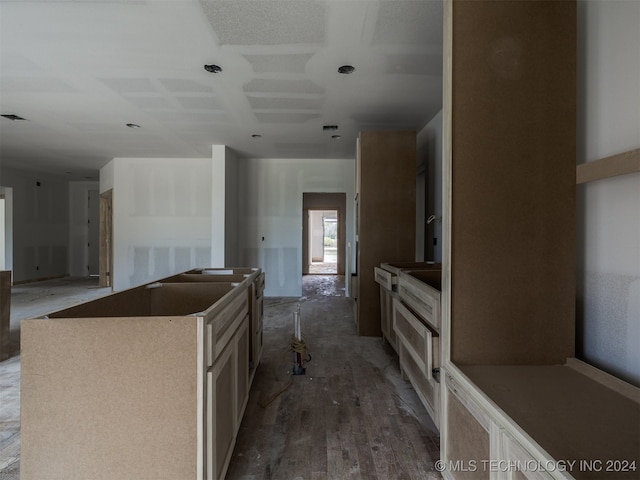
[460,362,640,479]
[577,148,640,184]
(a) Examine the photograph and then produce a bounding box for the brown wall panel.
[450,0,576,364]
[357,131,417,336]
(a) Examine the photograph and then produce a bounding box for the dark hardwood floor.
[225,275,441,479]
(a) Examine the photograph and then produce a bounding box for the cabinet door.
[236,320,250,424]
[253,293,264,366]
[379,286,397,351]
[442,373,492,480]
[207,342,236,480]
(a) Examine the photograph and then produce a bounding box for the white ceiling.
[0,0,443,180]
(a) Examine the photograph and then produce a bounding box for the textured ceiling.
[0,0,443,180]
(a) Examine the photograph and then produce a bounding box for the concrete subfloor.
[0,275,441,479]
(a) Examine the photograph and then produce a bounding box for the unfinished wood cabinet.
[375,262,440,351]
[166,268,265,380]
[207,319,250,480]
[355,131,416,336]
[394,268,442,428]
[440,1,639,479]
[442,363,640,480]
[0,270,10,360]
[21,267,264,480]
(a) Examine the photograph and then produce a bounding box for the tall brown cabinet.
[355,131,416,336]
[440,1,639,478]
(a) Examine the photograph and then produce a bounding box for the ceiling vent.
[1,114,27,121]
[322,125,338,131]
[203,64,222,73]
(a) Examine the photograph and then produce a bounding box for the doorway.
[302,193,346,275]
[0,187,13,274]
[88,190,100,276]
[308,210,338,274]
[99,190,113,288]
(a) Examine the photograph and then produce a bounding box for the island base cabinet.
[20,268,263,480]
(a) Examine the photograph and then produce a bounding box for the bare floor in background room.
[0,275,441,480]
[226,275,441,479]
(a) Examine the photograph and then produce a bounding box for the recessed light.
[126,123,141,129]
[323,125,339,131]
[1,114,28,121]
[338,65,355,74]
[251,134,262,138]
[204,64,222,73]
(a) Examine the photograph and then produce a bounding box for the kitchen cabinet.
[20,268,264,480]
[374,263,443,428]
[374,262,440,351]
[394,268,442,428]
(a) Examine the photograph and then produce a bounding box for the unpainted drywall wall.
[224,147,240,267]
[0,187,13,273]
[69,181,99,277]
[0,168,69,282]
[110,156,216,291]
[238,157,355,297]
[577,0,640,386]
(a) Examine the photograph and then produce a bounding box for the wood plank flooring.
[225,275,441,479]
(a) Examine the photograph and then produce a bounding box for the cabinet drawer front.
[399,342,440,429]
[380,287,398,351]
[206,292,248,367]
[374,267,396,290]
[398,276,441,331]
[393,298,439,378]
